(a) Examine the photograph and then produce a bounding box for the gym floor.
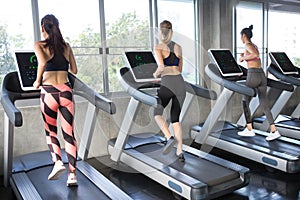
[1,148,299,200]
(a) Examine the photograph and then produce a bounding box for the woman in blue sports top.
[238,25,281,141]
[153,20,186,162]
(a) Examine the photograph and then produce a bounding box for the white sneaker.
[48,160,66,180]
[67,172,78,187]
[237,128,255,137]
[266,131,281,141]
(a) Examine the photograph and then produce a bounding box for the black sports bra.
[45,53,69,72]
[163,41,180,67]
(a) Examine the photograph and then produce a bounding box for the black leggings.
[242,68,274,125]
[154,75,186,123]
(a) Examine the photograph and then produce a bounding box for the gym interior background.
[1,0,300,198]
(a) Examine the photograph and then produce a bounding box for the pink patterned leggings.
[40,83,77,172]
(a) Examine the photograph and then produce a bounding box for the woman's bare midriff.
[247,59,261,69]
[42,71,69,85]
[161,66,181,77]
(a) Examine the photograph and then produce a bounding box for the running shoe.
[48,160,66,180]
[266,131,281,141]
[237,128,255,137]
[177,153,185,162]
[67,172,78,187]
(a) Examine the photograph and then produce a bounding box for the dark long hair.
[241,25,253,39]
[41,14,66,54]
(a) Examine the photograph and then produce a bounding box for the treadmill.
[1,71,132,200]
[108,51,250,200]
[190,49,300,173]
[250,52,300,140]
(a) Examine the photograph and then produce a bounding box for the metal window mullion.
[31,0,40,42]
[99,0,109,95]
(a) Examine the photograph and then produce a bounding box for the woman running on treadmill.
[238,25,281,141]
[153,20,186,162]
[33,14,78,186]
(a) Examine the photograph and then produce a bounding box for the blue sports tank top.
[45,52,69,72]
[163,41,180,67]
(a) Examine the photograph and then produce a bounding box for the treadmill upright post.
[194,88,234,144]
[291,100,300,118]
[110,97,140,162]
[3,113,14,187]
[78,102,99,160]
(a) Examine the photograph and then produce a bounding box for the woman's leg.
[59,86,77,173]
[170,95,184,155]
[154,115,172,139]
[257,84,281,140]
[154,85,177,154]
[40,92,62,162]
[242,95,254,130]
[40,87,66,180]
[257,85,275,127]
[172,122,182,154]
[154,86,173,139]
[238,72,257,136]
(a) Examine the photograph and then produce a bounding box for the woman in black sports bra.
[153,20,186,162]
[33,14,78,186]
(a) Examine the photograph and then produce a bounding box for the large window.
[157,0,196,83]
[0,0,197,93]
[104,0,150,92]
[38,0,103,92]
[235,1,265,68]
[268,3,300,66]
[0,0,34,80]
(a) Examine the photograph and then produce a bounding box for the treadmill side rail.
[77,161,132,200]
[11,173,43,200]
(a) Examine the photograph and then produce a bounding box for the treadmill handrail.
[0,72,40,127]
[119,67,217,107]
[205,63,256,97]
[185,81,217,100]
[266,78,294,92]
[68,73,116,114]
[268,63,300,86]
[1,72,115,127]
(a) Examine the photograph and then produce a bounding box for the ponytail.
[241,25,253,39]
[41,14,66,54]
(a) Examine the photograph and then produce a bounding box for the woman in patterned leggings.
[33,14,78,186]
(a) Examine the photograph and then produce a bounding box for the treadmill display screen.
[269,52,298,75]
[124,51,159,82]
[15,52,39,91]
[208,49,243,77]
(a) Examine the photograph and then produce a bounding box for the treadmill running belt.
[26,165,110,200]
[279,119,300,129]
[134,143,239,186]
[214,129,300,157]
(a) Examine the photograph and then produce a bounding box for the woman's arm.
[175,44,183,72]
[153,45,164,78]
[240,43,259,62]
[33,42,47,89]
[67,43,78,74]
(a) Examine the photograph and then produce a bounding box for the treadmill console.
[208,49,243,77]
[124,51,160,82]
[269,52,298,75]
[15,51,39,91]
